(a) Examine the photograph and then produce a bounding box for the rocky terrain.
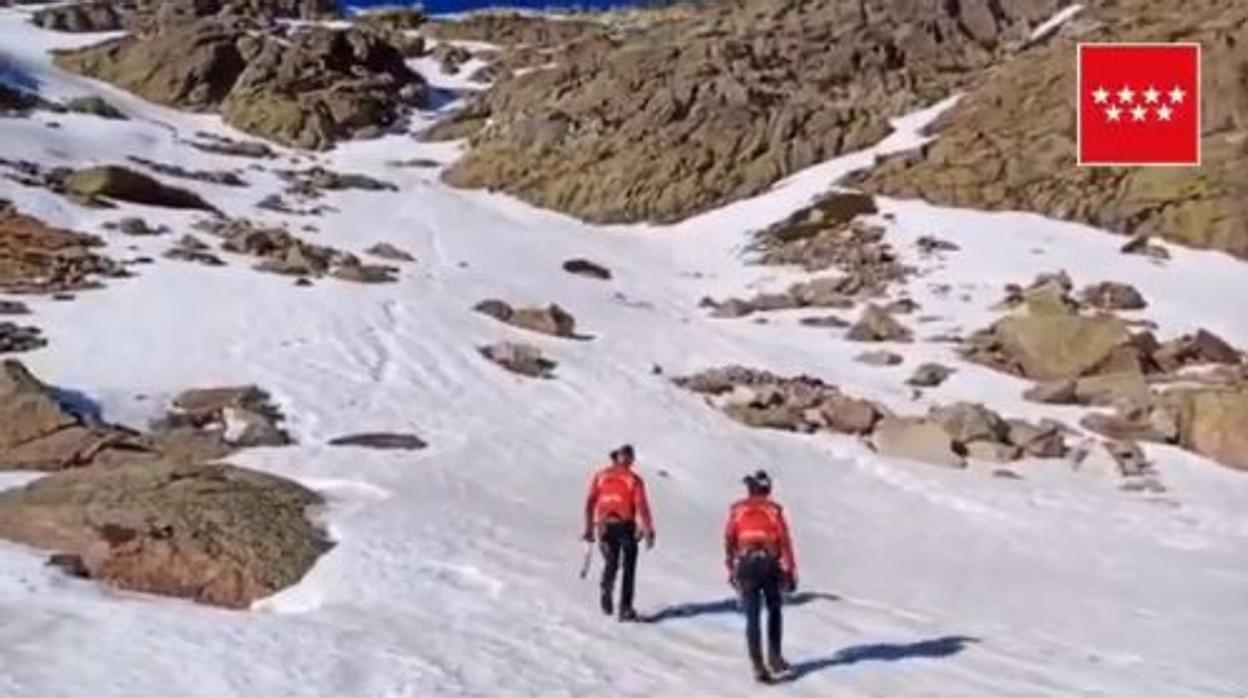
[432,0,1067,223]
[854,0,1248,258]
[1,1,1247,694]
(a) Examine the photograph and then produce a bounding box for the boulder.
[1073,371,1151,407]
[846,305,913,343]
[1103,440,1149,477]
[928,402,1009,445]
[819,395,880,435]
[1006,419,1068,458]
[480,342,556,379]
[155,385,292,450]
[474,299,580,339]
[1170,389,1248,470]
[63,166,216,211]
[0,460,331,608]
[991,313,1130,381]
[870,417,966,468]
[328,432,427,450]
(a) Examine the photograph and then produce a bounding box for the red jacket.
[585,465,654,535]
[724,495,796,575]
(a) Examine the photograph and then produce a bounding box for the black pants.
[736,550,784,667]
[599,520,639,612]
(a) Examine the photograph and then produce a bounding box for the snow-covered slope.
[1,10,1247,696]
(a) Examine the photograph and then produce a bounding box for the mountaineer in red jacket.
[583,444,655,622]
[724,470,797,683]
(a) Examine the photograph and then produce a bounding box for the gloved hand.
[782,571,798,594]
[644,530,656,550]
[581,527,595,543]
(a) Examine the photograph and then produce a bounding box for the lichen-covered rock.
[474,299,581,339]
[0,459,331,608]
[480,342,557,379]
[846,305,913,343]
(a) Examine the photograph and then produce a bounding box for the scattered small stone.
[907,362,955,387]
[188,133,275,159]
[128,156,247,188]
[1104,440,1149,477]
[387,158,441,168]
[65,95,127,120]
[563,258,612,280]
[328,432,427,450]
[917,236,960,254]
[1120,235,1170,260]
[799,315,850,328]
[115,217,163,237]
[366,242,416,262]
[846,304,913,342]
[1079,281,1147,311]
[855,350,904,366]
[993,469,1023,480]
[51,293,75,302]
[0,300,30,315]
[0,322,47,354]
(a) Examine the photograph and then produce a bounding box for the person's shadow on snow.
[785,635,980,682]
[637,591,841,624]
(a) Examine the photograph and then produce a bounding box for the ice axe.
[578,540,594,579]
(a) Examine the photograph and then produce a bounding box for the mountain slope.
[1,7,1247,697]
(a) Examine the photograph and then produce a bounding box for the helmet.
[743,469,772,495]
[611,444,636,463]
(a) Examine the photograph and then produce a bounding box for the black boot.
[618,607,639,623]
[752,661,773,684]
[768,653,790,675]
[600,590,614,616]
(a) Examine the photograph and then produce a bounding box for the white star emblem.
[1091,87,1110,104]
[1131,105,1147,122]
[1168,86,1186,104]
[1105,106,1122,122]
[1117,86,1136,104]
[1156,104,1173,121]
[1142,86,1161,104]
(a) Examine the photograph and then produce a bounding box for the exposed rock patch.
[189,219,398,283]
[675,366,1069,468]
[0,208,126,295]
[908,362,955,388]
[474,299,582,339]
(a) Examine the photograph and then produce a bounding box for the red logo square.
[1077,43,1201,166]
